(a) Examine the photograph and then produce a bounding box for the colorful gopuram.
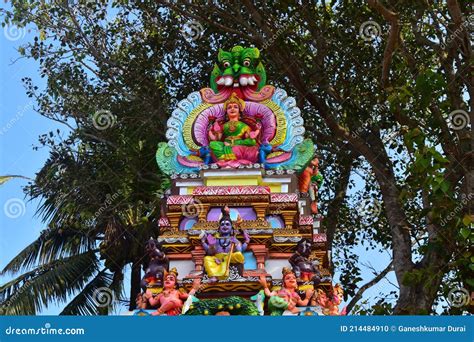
[135,46,344,316]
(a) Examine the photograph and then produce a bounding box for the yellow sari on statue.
[203,252,245,280]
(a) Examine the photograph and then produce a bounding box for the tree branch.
[346,261,393,314]
[368,0,400,88]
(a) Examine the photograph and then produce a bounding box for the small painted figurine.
[140,238,169,290]
[310,288,328,309]
[145,268,201,316]
[259,267,314,315]
[250,289,266,316]
[326,284,346,316]
[288,239,322,284]
[135,292,150,310]
[298,157,323,214]
[310,285,346,315]
[201,206,250,282]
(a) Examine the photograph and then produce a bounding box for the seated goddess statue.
[208,92,264,167]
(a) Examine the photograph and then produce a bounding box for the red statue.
[145,268,201,315]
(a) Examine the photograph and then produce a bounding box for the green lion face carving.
[210,45,266,93]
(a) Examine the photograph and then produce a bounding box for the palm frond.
[1,227,96,276]
[60,269,116,315]
[0,175,31,186]
[0,250,99,315]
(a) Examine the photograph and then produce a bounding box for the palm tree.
[0,152,165,315]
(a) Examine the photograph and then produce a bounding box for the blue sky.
[0,23,65,314]
[0,15,397,315]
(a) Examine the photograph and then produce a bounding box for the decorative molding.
[299,215,314,225]
[260,99,287,146]
[158,236,189,243]
[167,195,193,205]
[194,195,269,203]
[240,219,271,229]
[273,228,302,236]
[189,221,219,230]
[178,173,200,179]
[270,193,298,203]
[313,233,327,243]
[183,102,214,150]
[158,217,171,227]
[273,236,303,243]
[192,186,270,196]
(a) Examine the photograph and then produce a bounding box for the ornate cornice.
[192,186,271,196]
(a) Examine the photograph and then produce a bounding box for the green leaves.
[415,70,446,108]
[0,251,99,315]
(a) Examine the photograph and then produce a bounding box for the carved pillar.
[280,210,295,229]
[253,203,268,220]
[197,203,210,222]
[167,211,182,230]
[249,244,268,270]
[191,246,206,272]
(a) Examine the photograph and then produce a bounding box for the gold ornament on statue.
[223,92,246,112]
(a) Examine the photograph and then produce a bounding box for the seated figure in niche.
[201,206,250,282]
[208,92,266,167]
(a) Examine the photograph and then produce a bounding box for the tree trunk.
[128,261,142,311]
[325,156,353,250]
[394,267,444,314]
